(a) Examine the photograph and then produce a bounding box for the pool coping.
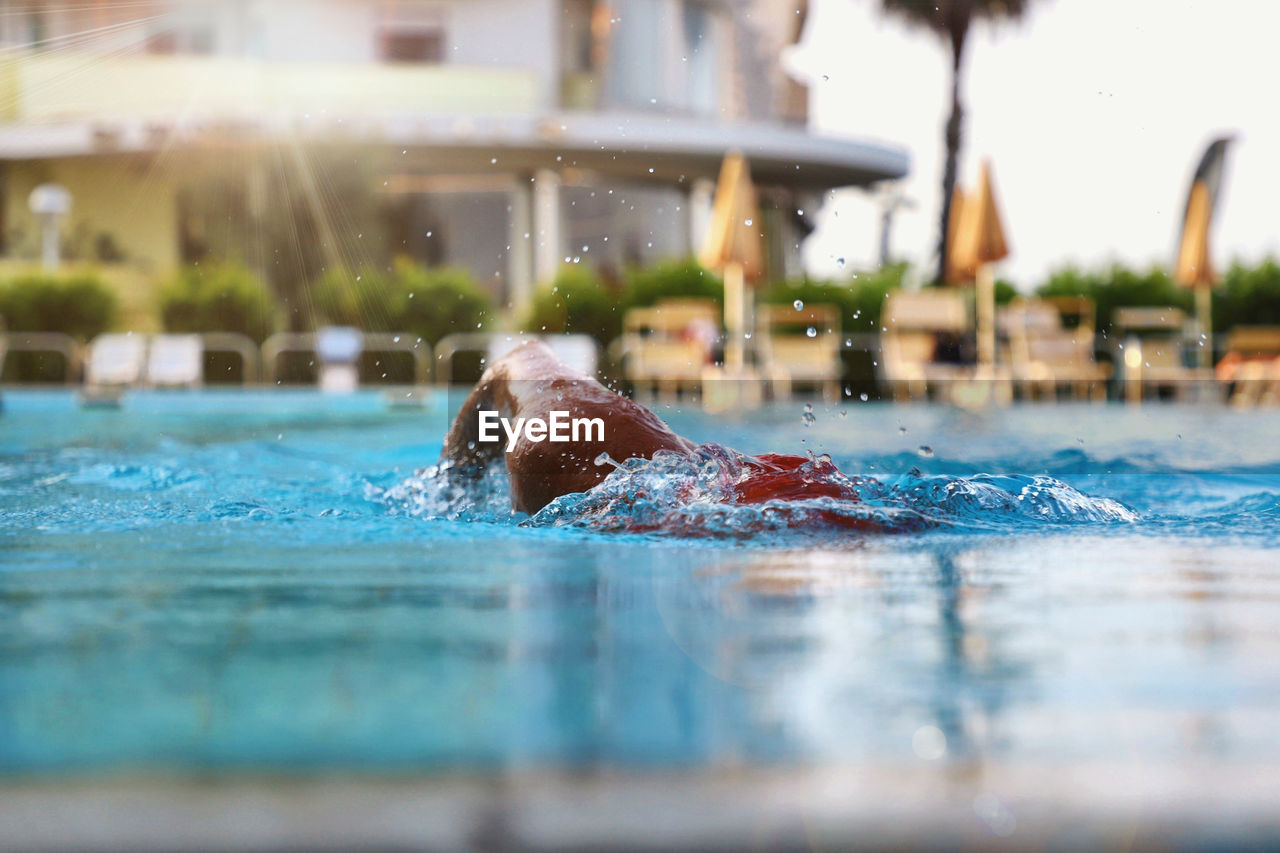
[3,760,1279,851]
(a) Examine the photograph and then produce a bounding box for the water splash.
[380,444,1136,538]
[376,460,520,523]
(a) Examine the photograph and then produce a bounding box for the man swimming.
[442,340,864,517]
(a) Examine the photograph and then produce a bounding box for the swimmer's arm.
[441,377,507,474]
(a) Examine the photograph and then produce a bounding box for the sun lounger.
[1217,326,1280,406]
[756,303,842,401]
[146,334,204,389]
[1113,307,1213,401]
[316,326,363,393]
[621,299,719,400]
[488,334,599,377]
[85,333,147,388]
[880,290,973,401]
[1001,297,1110,400]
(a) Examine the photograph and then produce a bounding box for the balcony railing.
[0,53,540,123]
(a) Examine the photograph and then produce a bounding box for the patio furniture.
[880,290,973,401]
[85,333,147,388]
[756,303,842,401]
[263,329,428,388]
[488,334,599,377]
[315,326,363,393]
[199,332,262,385]
[1113,307,1213,402]
[1217,326,1280,406]
[146,334,204,389]
[1000,297,1110,401]
[620,299,719,400]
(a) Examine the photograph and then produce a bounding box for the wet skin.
[442,341,860,516]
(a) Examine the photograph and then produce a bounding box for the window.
[682,1,723,115]
[380,30,444,63]
[377,2,446,64]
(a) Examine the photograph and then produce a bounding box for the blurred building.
[0,0,907,318]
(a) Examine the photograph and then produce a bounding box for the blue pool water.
[1,390,1278,775]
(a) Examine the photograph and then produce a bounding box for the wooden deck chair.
[621,299,718,400]
[1218,326,1280,406]
[756,303,842,401]
[1002,298,1109,401]
[1113,307,1212,401]
[880,290,971,401]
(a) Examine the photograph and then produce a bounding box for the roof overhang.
[0,111,909,191]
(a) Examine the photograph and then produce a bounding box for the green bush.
[312,260,492,346]
[622,258,723,309]
[1037,263,1192,332]
[1215,258,1280,333]
[0,271,118,339]
[759,262,908,334]
[523,265,622,346]
[160,262,278,342]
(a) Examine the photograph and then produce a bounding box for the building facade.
[0,0,908,323]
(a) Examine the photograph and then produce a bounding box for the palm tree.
[881,0,1031,284]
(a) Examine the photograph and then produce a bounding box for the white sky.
[789,0,1280,288]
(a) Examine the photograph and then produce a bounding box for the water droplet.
[801,402,816,427]
[913,725,946,760]
[917,445,934,458]
[793,299,804,311]
[744,218,753,226]
[806,327,817,338]
[836,257,845,268]
[860,392,869,402]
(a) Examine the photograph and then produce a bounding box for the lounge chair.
[85,333,147,388]
[315,326,363,393]
[1113,307,1213,401]
[1000,297,1110,401]
[880,290,972,401]
[488,334,599,377]
[756,303,842,401]
[1217,326,1280,406]
[620,299,719,400]
[146,334,204,389]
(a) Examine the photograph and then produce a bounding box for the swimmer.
[442,340,862,515]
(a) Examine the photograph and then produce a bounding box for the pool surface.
[2,390,1279,844]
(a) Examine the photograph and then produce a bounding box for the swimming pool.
[2,390,1279,845]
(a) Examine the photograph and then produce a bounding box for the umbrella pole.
[724,261,746,373]
[1195,284,1213,369]
[976,264,996,368]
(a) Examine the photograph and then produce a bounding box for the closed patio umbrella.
[944,184,969,285]
[698,151,764,373]
[1175,137,1233,368]
[950,160,1009,368]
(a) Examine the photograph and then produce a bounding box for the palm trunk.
[935,38,965,285]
